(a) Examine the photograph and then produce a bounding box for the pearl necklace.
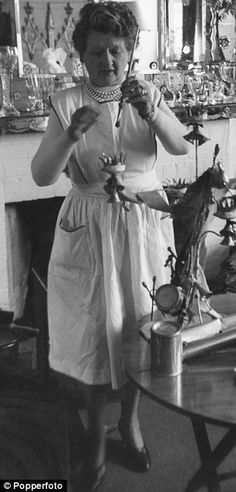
[85,82,122,103]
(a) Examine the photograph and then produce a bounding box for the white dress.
[48,82,175,389]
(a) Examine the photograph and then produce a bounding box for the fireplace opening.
[5,197,65,373]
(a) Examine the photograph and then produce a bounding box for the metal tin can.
[155,284,185,316]
[150,320,182,376]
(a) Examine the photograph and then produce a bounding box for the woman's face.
[82,30,130,87]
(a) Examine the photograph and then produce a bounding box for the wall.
[19,0,158,73]
[19,0,86,73]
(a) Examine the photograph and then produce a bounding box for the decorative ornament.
[21,2,47,61]
[184,120,210,179]
[143,145,229,325]
[56,3,76,57]
[100,152,126,203]
[218,36,230,49]
[215,194,236,246]
[46,3,55,49]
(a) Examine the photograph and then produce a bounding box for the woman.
[31,2,190,490]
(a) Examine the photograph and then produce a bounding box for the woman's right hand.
[68,105,101,142]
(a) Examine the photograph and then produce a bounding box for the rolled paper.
[183,328,236,360]
[221,313,236,331]
[182,313,236,344]
[140,318,236,363]
[182,318,222,343]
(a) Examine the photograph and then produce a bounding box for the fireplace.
[3,197,64,372]
[0,132,71,371]
[0,132,71,313]
[5,197,64,320]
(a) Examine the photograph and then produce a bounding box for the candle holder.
[100,151,126,203]
[184,119,210,179]
[214,194,236,246]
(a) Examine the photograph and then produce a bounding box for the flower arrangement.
[42,47,67,74]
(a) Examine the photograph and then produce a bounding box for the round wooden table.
[125,337,236,492]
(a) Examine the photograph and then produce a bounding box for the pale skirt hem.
[49,356,113,386]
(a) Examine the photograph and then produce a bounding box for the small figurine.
[100,151,126,203]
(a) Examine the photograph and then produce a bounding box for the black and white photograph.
[1,1,236,491]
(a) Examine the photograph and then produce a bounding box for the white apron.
[48,83,175,389]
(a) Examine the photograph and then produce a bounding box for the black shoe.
[118,421,151,472]
[123,442,151,472]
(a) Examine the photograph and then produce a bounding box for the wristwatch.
[140,104,155,121]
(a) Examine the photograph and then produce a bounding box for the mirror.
[0,0,23,75]
[163,0,236,68]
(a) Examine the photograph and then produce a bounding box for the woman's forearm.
[31,105,100,186]
[31,128,75,186]
[149,108,190,156]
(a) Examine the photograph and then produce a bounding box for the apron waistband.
[71,169,161,198]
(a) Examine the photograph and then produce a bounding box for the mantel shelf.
[0,111,49,120]
[0,112,49,134]
[172,102,236,122]
[1,102,236,135]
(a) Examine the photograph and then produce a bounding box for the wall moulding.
[19,0,85,74]
[19,0,159,75]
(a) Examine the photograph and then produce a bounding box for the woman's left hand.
[121,76,153,119]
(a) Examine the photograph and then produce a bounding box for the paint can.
[150,320,182,376]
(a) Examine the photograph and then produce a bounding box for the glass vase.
[0,46,20,117]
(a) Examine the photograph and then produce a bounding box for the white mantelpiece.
[0,118,236,318]
[0,132,70,317]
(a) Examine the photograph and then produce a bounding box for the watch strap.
[140,103,156,121]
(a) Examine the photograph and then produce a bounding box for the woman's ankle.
[118,418,144,450]
[86,427,106,470]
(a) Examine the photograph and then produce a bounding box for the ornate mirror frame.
[160,0,236,68]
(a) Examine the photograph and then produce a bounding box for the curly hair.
[72,1,139,60]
